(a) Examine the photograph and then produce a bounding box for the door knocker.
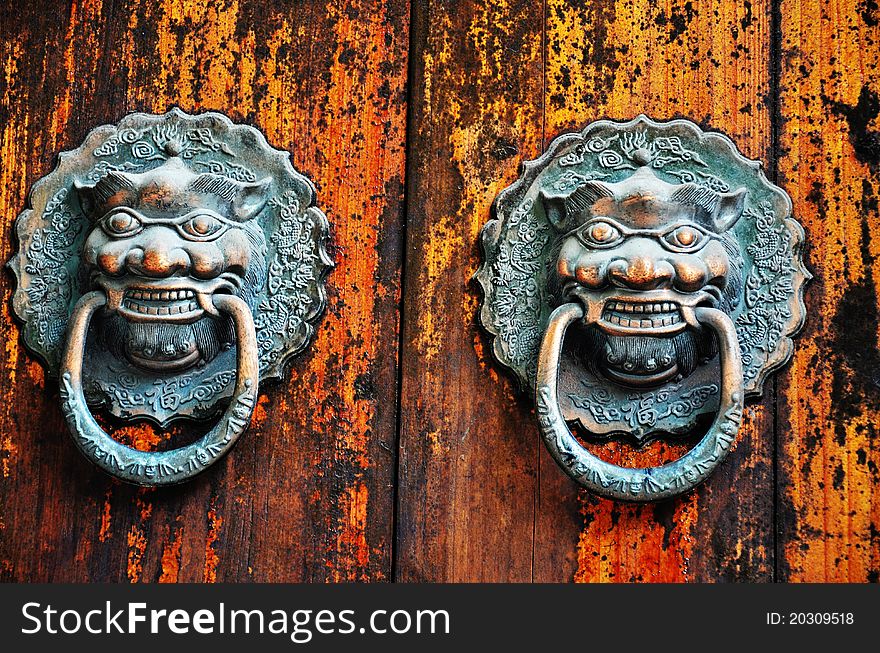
[476,116,809,501]
[10,109,332,485]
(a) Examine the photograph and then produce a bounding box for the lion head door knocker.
[477,116,809,501]
[10,109,332,485]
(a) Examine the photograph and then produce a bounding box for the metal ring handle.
[59,291,259,486]
[535,303,744,501]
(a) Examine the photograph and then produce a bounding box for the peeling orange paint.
[136,491,153,522]
[250,393,271,428]
[329,483,371,582]
[572,442,701,582]
[777,0,880,582]
[424,428,446,458]
[98,489,112,542]
[112,423,172,452]
[126,526,147,583]
[25,362,44,388]
[3,322,19,388]
[159,527,183,583]
[398,0,547,583]
[574,492,700,583]
[0,434,18,479]
[203,499,223,583]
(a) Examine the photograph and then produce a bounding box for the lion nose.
[124,232,191,278]
[607,257,675,290]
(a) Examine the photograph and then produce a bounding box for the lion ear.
[73,171,135,219]
[73,179,97,218]
[233,177,272,221]
[671,183,748,233]
[713,187,747,232]
[540,180,613,231]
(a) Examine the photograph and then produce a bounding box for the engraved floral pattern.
[665,168,730,191]
[568,381,719,438]
[487,198,552,381]
[192,159,258,182]
[736,201,796,386]
[559,128,709,172]
[20,188,83,366]
[255,191,321,370]
[93,122,234,160]
[105,368,238,414]
[568,381,718,428]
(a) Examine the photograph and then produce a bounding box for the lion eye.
[180,215,225,240]
[663,225,706,251]
[579,220,622,248]
[102,212,142,237]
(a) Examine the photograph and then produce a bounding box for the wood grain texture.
[396,0,549,582]
[396,0,776,582]
[0,0,409,582]
[776,0,880,582]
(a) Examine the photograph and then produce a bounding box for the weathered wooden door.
[1,0,877,582]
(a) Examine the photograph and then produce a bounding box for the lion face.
[77,156,269,373]
[542,164,745,387]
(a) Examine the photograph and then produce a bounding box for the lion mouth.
[596,297,688,336]
[88,273,247,372]
[560,284,724,388]
[119,288,204,322]
[93,273,242,324]
[562,283,720,337]
[602,300,683,330]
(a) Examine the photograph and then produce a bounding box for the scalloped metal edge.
[7,107,334,389]
[475,114,812,399]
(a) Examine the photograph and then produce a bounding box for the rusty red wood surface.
[0,0,410,582]
[0,0,877,583]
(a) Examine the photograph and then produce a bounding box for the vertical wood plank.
[396,0,548,581]
[0,0,409,582]
[776,0,880,582]
[397,0,776,582]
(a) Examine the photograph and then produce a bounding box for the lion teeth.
[605,301,684,315]
[602,300,684,329]
[124,289,199,302]
[122,290,202,317]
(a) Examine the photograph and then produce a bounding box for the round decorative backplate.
[476,115,810,442]
[10,108,332,427]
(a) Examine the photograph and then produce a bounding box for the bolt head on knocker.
[476,115,810,501]
[9,109,332,485]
